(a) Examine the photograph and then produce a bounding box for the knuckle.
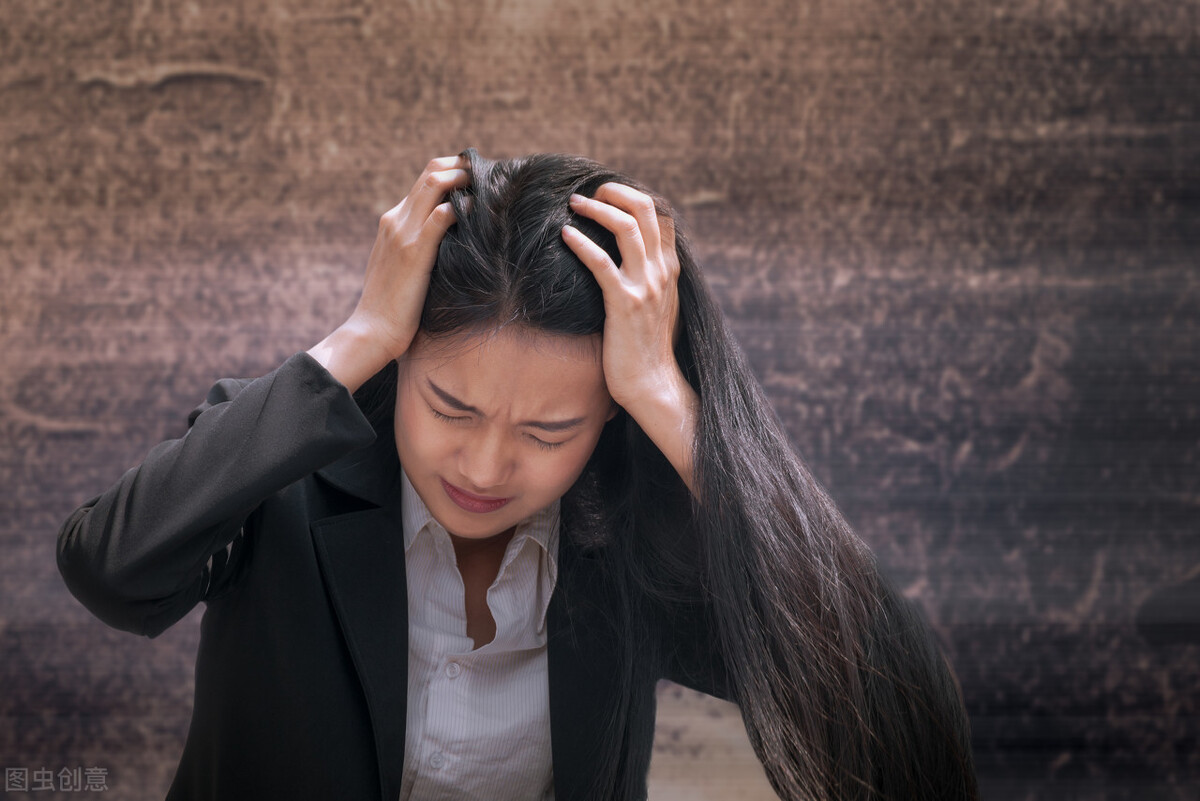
[421,171,446,192]
[378,210,400,232]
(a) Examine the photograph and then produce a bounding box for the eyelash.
[429,408,465,424]
[429,408,565,451]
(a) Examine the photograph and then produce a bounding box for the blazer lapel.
[547,535,625,801]
[310,481,408,801]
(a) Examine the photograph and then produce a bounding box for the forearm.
[624,367,700,498]
[57,352,376,635]
[310,154,468,393]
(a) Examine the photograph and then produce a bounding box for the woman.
[58,150,978,800]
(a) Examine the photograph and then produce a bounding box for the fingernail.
[569,193,585,206]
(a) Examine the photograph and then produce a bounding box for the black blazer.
[57,352,730,801]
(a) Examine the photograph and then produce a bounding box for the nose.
[457,425,514,493]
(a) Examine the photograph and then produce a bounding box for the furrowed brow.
[427,380,483,415]
[520,417,587,433]
[426,380,586,432]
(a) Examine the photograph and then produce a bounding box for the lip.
[440,478,513,514]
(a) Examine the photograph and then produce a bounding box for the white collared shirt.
[398,469,559,801]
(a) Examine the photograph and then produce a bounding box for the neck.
[449,525,517,565]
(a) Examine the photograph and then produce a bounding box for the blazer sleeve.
[57,351,377,638]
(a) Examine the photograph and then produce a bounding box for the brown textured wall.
[2,1,1198,799]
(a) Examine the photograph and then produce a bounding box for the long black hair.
[358,149,978,800]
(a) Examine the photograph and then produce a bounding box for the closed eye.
[527,434,565,451]
[431,403,567,450]
[430,407,469,424]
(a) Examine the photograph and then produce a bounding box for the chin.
[434,506,519,540]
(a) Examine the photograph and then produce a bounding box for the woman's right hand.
[308,155,469,391]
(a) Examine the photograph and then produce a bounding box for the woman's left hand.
[561,183,684,411]
[562,184,700,495]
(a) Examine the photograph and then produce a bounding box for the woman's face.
[393,326,617,541]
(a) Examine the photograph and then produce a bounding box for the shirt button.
[428,752,446,769]
[445,661,462,679]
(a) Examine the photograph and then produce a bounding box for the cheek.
[524,459,577,504]
[531,438,601,497]
[394,397,437,463]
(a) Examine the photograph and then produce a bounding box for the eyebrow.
[426,380,588,433]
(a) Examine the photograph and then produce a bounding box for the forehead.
[404,327,608,408]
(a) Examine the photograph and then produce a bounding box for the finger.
[653,215,682,348]
[562,224,623,293]
[656,214,682,285]
[427,200,457,234]
[404,157,471,221]
[657,214,677,265]
[588,183,663,259]
[427,154,468,172]
[410,201,458,266]
[568,193,647,281]
[381,156,464,213]
[379,168,466,244]
[383,172,467,227]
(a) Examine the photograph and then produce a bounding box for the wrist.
[623,367,700,496]
[619,363,694,419]
[307,320,397,393]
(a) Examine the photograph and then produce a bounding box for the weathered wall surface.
[2,1,1197,798]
